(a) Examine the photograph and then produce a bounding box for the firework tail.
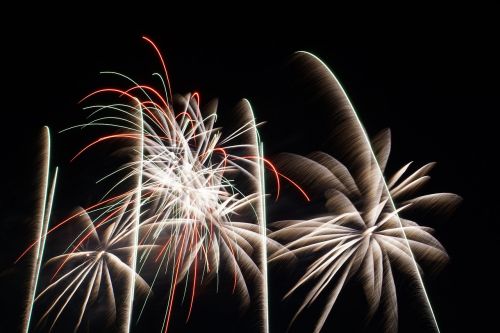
[240,99,269,333]
[123,101,144,333]
[22,126,59,333]
[258,141,269,333]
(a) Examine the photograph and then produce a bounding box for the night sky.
[1,12,497,333]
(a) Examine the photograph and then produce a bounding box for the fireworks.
[18,37,291,333]
[34,206,152,332]
[20,127,58,333]
[14,42,459,333]
[270,140,460,333]
[269,52,461,333]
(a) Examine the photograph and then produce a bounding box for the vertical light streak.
[243,99,269,333]
[258,141,269,333]
[124,101,144,333]
[23,127,58,333]
[297,51,441,332]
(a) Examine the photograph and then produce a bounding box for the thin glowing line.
[142,36,173,102]
[297,51,441,332]
[244,99,269,333]
[125,101,144,333]
[258,141,269,333]
[136,241,171,323]
[23,127,57,333]
[31,171,58,328]
[39,166,58,284]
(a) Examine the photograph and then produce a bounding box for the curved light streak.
[296,51,441,332]
[22,127,58,333]
[242,99,269,333]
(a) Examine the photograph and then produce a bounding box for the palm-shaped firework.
[269,52,461,333]
[34,206,153,332]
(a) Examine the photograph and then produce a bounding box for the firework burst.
[18,37,297,333]
[269,52,461,333]
[32,205,154,332]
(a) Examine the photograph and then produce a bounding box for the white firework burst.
[59,36,284,333]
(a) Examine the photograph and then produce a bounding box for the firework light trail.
[269,52,460,333]
[21,127,59,333]
[239,100,270,333]
[123,98,144,333]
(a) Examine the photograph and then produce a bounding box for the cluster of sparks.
[16,42,459,333]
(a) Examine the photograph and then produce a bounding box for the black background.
[0,10,497,333]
